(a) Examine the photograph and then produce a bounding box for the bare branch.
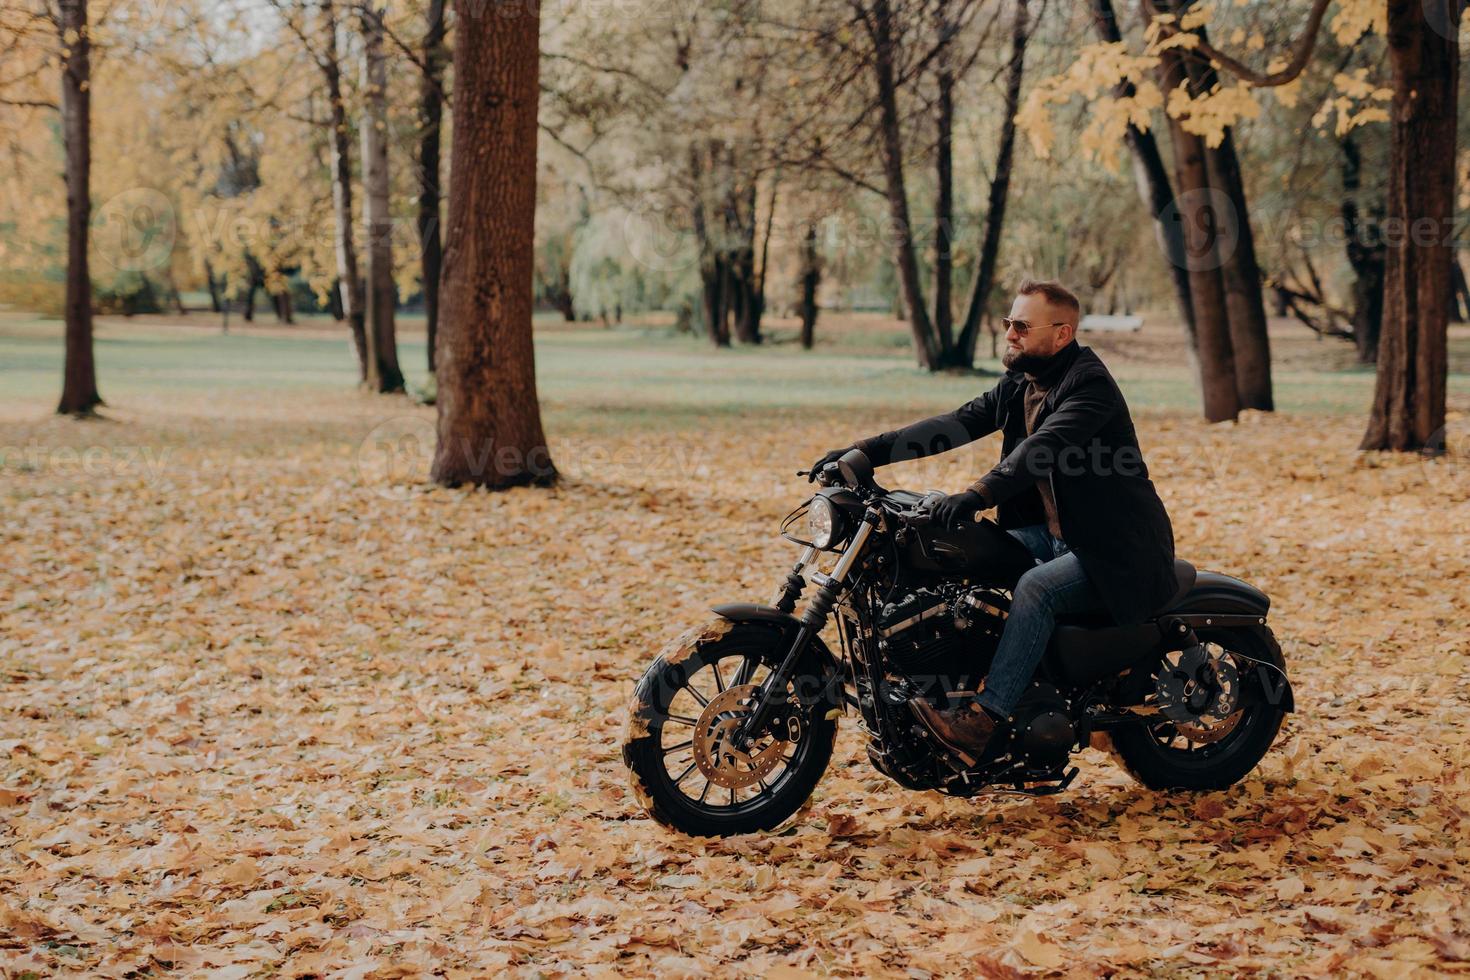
[1150,0,1332,87]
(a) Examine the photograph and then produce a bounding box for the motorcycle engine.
[875,586,1007,698]
[1007,682,1075,771]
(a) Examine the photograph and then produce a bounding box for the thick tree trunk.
[1205,133,1274,410]
[431,0,555,487]
[955,0,1029,367]
[1155,44,1240,422]
[419,0,446,373]
[800,221,820,349]
[1089,0,1193,344]
[323,2,368,381]
[360,4,405,393]
[1174,21,1272,410]
[1341,132,1386,364]
[56,0,100,416]
[870,0,938,369]
[1362,0,1457,453]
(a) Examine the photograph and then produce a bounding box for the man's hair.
[1016,278,1081,317]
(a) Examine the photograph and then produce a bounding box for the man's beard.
[1002,346,1057,374]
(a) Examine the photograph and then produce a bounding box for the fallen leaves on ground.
[1,388,1468,977]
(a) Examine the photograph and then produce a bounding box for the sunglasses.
[1002,317,1068,336]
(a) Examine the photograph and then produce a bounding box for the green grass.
[1,311,1464,421]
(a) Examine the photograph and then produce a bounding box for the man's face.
[1002,292,1077,370]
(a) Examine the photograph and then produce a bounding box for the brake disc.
[1155,643,1244,744]
[691,684,788,790]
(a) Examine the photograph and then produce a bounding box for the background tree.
[56,0,99,414]
[417,0,447,373]
[359,1,404,393]
[431,0,555,487]
[1149,0,1458,449]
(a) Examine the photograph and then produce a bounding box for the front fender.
[710,603,841,677]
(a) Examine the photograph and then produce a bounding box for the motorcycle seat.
[1054,559,1196,628]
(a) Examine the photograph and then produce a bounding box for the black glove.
[807,447,851,482]
[927,489,985,528]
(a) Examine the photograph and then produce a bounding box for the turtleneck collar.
[1023,339,1081,391]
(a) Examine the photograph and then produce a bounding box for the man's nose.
[1005,324,1021,341]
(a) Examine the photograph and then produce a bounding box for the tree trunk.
[728,180,761,345]
[1089,0,1193,346]
[1176,23,1272,410]
[869,0,938,369]
[1361,0,1457,453]
[431,0,556,487]
[56,0,100,416]
[360,4,405,393]
[205,260,224,314]
[932,63,955,352]
[800,221,820,349]
[323,1,367,381]
[688,143,730,348]
[419,0,446,374]
[955,0,1029,367]
[1451,254,1469,323]
[1205,133,1274,410]
[1341,131,1386,364]
[1155,42,1240,423]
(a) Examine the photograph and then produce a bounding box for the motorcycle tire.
[1107,625,1288,791]
[623,622,838,837]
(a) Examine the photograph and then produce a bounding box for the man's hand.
[927,489,986,528]
[806,447,851,482]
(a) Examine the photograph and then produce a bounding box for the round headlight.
[807,495,841,549]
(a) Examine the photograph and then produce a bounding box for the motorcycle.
[622,450,1294,837]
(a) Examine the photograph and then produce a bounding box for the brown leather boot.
[909,698,998,766]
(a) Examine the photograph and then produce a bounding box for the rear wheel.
[1107,625,1288,791]
[623,623,838,837]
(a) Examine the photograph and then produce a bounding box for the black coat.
[854,342,1177,625]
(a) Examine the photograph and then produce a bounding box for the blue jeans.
[974,525,1105,719]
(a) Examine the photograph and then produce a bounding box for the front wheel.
[1106,625,1289,791]
[622,621,838,837]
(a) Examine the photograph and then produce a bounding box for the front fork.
[739,508,880,745]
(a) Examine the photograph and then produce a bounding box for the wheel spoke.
[685,683,709,708]
[698,779,711,804]
[729,786,736,807]
[672,761,697,785]
[664,713,699,727]
[711,661,726,693]
[661,739,693,755]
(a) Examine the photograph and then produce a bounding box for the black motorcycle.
[623,450,1294,837]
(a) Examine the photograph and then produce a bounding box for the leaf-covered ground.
[2,320,1469,976]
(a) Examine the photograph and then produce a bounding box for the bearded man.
[809,279,1177,762]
